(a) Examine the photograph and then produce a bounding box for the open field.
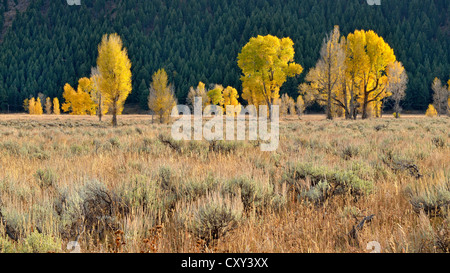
[0,114,449,253]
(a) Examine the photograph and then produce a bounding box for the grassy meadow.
[0,114,449,253]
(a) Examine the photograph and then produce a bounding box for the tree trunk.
[343,80,350,119]
[112,100,118,127]
[268,101,273,121]
[361,87,369,119]
[98,96,103,122]
[326,89,333,120]
[326,60,333,120]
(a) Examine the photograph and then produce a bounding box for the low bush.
[280,163,374,204]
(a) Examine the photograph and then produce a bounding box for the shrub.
[280,163,374,203]
[54,179,127,242]
[19,231,62,253]
[208,140,241,154]
[179,193,243,244]
[222,177,286,213]
[182,174,220,202]
[109,137,121,148]
[118,175,159,212]
[158,133,183,152]
[432,136,446,149]
[0,141,21,156]
[405,181,450,217]
[341,145,360,160]
[0,236,16,253]
[0,207,30,240]
[34,168,58,190]
[381,150,422,178]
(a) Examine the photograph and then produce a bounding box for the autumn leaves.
[238,34,303,120]
[61,34,132,126]
[300,26,405,120]
[54,26,412,124]
[236,27,406,121]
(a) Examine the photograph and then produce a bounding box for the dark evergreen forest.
[0,0,448,112]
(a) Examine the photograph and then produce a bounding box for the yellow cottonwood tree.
[53,98,60,115]
[425,104,438,117]
[302,26,346,120]
[35,98,43,115]
[187,81,210,110]
[296,95,305,117]
[61,78,96,115]
[280,93,296,116]
[147,68,177,123]
[346,30,396,119]
[28,98,35,114]
[23,98,29,113]
[90,67,108,121]
[387,61,408,118]
[222,86,241,116]
[97,33,132,127]
[207,84,225,107]
[238,34,303,120]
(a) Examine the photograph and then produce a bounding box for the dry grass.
[0,113,449,253]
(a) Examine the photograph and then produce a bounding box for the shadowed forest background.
[0,0,448,112]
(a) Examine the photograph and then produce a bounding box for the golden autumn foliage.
[34,98,43,115]
[301,27,398,119]
[26,97,58,115]
[296,95,305,116]
[26,97,43,115]
[61,78,96,115]
[27,97,42,115]
[346,30,396,119]
[53,97,60,115]
[238,34,303,119]
[302,26,346,119]
[280,93,296,116]
[187,81,210,110]
[425,104,438,117]
[222,86,241,116]
[207,84,225,107]
[97,33,132,127]
[147,68,177,123]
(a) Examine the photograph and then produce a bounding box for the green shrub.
[208,140,241,154]
[180,193,243,244]
[341,145,360,160]
[280,163,374,203]
[405,181,450,217]
[19,231,62,253]
[222,177,286,213]
[34,168,58,190]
